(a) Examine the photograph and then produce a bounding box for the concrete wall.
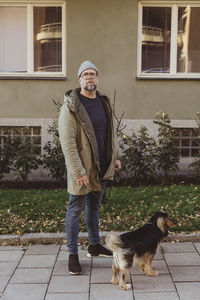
[0,0,199,121]
[0,0,199,178]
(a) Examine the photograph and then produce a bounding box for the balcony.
[142,26,171,44]
[37,22,62,44]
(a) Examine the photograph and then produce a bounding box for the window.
[0,126,42,155]
[173,128,199,158]
[0,1,65,78]
[138,1,200,78]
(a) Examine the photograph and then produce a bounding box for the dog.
[105,211,174,290]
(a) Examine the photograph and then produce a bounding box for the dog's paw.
[146,270,159,277]
[119,282,131,290]
[112,278,119,285]
[152,270,159,276]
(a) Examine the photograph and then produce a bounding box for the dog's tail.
[105,233,125,253]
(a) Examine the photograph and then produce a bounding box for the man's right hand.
[76,174,89,186]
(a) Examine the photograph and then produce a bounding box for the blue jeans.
[66,182,106,254]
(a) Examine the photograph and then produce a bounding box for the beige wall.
[0,0,199,121]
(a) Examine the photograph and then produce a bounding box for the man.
[58,60,121,275]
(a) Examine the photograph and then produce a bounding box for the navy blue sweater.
[79,93,108,178]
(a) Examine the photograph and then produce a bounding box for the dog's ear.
[157,217,167,234]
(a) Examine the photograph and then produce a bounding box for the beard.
[84,83,97,91]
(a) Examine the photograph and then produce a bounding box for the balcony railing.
[37,22,62,42]
[142,26,170,43]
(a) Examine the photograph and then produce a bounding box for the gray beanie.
[78,60,98,78]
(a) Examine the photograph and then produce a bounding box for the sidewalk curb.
[1,232,200,246]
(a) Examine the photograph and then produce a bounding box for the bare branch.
[53,99,62,112]
[112,90,126,136]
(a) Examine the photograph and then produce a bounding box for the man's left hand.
[115,159,121,172]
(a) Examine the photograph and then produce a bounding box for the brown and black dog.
[106,212,174,290]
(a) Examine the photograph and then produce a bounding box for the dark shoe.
[87,244,113,258]
[68,254,81,275]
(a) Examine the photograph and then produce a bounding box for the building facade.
[0,0,200,178]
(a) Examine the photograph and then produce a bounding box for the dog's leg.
[144,254,159,277]
[138,262,145,272]
[112,263,119,285]
[148,255,159,276]
[137,257,145,272]
[119,270,130,290]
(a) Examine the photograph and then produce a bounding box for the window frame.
[0,0,66,79]
[138,0,200,79]
[173,127,200,158]
[0,125,42,155]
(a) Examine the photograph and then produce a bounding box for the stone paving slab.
[164,252,200,266]
[175,282,200,300]
[45,294,88,300]
[162,242,196,253]
[48,275,89,293]
[90,284,133,300]
[18,254,56,268]
[0,276,10,294]
[134,292,179,300]
[1,284,47,300]
[10,268,52,284]
[25,245,60,255]
[169,266,200,281]
[0,262,18,276]
[0,251,23,262]
[131,274,176,292]
[195,243,200,254]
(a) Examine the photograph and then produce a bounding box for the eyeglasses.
[81,72,97,79]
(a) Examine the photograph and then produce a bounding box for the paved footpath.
[0,241,200,300]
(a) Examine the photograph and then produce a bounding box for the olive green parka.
[58,88,120,195]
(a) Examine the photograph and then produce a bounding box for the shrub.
[42,120,66,183]
[118,112,180,184]
[0,135,14,179]
[12,136,41,182]
[153,112,180,182]
[120,126,157,180]
[189,112,200,175]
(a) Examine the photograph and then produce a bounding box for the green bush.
[42,120,66,183]
[189,112,200,175]
[118,112,180,183]
[153,112,180,182]
[0,134,41,182]
[12,136,41,182]
[0,135,14,179]
[0,121,66,183]
[120,126,157,180]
